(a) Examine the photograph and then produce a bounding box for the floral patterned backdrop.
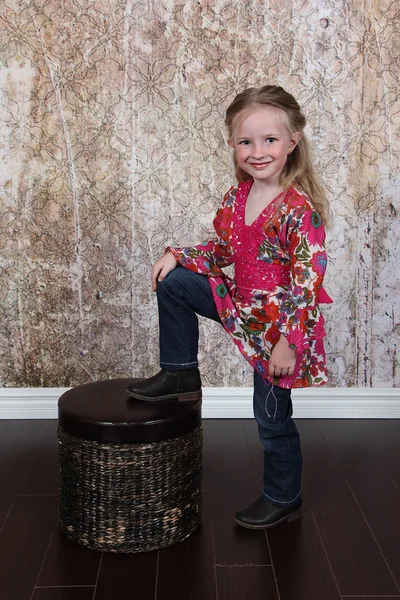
[0,0,399,388]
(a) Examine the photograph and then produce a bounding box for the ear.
[288,132,301,154]
[227,137,235,148]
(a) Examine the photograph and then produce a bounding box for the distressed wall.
[0,0,399,388]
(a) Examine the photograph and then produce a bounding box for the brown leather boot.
[126,368,202,401]
[235,495,302,529]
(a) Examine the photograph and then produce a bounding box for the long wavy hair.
[225,85,330,226]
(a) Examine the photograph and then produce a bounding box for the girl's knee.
[156,266,187,295]
[156,273,174,296]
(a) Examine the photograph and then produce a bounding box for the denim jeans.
[157,265,222,369]
[253,373,302,505]
[156,265,302,505]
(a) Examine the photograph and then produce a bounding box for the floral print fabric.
[167,180,332,389]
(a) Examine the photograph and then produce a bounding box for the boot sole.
[126,389,202,402]
[234,509,302,530]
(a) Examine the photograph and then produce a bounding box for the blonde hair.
[225,85,330,226]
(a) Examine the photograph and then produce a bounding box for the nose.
[251,144,266,159]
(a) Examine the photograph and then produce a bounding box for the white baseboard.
[0,387,399,419]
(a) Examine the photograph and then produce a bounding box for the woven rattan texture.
[57,424,203,553]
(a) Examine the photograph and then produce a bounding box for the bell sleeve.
[276,201,332,353]
[165,188,235,277]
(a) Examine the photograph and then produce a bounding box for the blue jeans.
[157,266,302,505]
[253,373,302,505]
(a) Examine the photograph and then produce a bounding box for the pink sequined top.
[233,189,291,303]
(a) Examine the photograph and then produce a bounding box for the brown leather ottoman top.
[58,378,202,444]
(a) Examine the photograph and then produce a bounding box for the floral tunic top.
[168,180,332,389]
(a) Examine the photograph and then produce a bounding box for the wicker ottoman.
[57,378,203,553]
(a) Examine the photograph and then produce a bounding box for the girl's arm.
[165,187,235,277]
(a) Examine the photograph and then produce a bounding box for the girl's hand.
[268,334,297,377]
[151,253,178,292]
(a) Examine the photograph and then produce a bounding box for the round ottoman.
[57,378,203,553]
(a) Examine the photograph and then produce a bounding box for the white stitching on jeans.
[262,488,302,504]
[161,361,198,366]
[264,385,278,422]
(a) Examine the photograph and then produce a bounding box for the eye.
[239,140,250,145]
[266,137,276,143]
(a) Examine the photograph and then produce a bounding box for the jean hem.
[160,361,198,369]
[261,488,302,506]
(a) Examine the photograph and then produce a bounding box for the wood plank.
[94,552,158,600]
[0,420,11,442]
[319,419,377,465]
[298,420,399,597]
[346,465,400,589]
[351,420,400,490]
[386,463,400,490]
[32,588,94,600]
[267,507,342,600]
[206,420,271,566]
[20,421,58,495]
[357,420,400,461]
[320,419,400,467]
[243,420,341,600]
[156,423,217,599]
[0,420,49,528]
[37,527,101,587]
[0,495,57,600]
[216,566,278,600]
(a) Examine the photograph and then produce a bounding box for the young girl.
[127,85,332,529]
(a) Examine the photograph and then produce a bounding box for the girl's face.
[229,106,300,185]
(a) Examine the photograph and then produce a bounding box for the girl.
[127,85,332,529]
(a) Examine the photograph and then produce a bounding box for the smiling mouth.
[249,162,272,168]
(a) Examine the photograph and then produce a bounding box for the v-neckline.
[242,180,283,228]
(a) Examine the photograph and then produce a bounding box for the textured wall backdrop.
[0,0,399,388]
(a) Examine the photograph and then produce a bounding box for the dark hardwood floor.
[0,418,400,600]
